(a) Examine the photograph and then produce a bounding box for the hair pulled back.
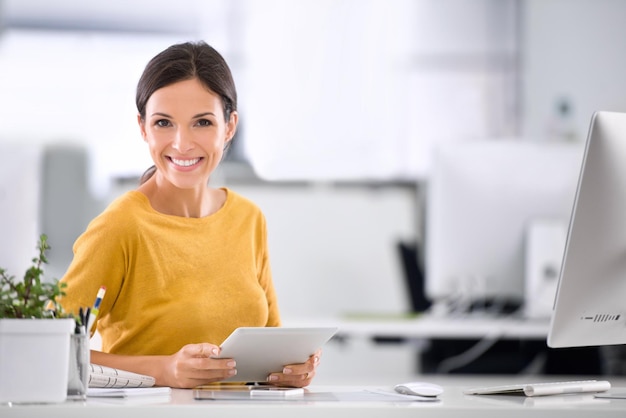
[136,41,238,184]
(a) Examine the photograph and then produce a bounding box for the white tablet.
[214,327,338,383]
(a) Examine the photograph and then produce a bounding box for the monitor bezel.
[548,111,626,348]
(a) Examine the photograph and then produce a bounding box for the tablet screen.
[214,327,338,383]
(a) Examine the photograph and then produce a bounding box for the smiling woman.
[137,77,238,217]
[58,41,321,389]
[135,42,238,191]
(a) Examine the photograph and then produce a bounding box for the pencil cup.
[67,333,90,400]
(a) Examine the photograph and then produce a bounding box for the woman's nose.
[172,128,194,153]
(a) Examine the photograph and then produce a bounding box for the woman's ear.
[137,114,147,141]
[225,111,239,144]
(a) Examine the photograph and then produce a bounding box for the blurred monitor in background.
[425,140,583,315]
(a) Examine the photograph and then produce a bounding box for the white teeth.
[171,157,200,167]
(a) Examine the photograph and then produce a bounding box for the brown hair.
[136,41,238,184]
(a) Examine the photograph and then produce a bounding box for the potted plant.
[0,234,75,403]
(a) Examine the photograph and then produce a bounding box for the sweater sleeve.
[260,249,281,327]
[58,204,128,325]
[257,211,281,327]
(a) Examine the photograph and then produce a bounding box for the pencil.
[87,286,107,335]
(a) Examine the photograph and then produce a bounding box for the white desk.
[2,376,626,418]
[285,314,550,342]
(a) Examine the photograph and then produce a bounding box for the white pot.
[0,318,74,403]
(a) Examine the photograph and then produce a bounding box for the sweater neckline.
[127,187,232,221]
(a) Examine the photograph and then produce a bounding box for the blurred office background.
[1,0,626,381]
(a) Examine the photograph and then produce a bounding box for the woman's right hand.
[160,342,237,388]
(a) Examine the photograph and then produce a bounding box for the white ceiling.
[0,0,230,34]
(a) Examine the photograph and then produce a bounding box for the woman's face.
[138,77,237,190]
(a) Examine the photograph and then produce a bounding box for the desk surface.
[285,314,551,340]
[3,376,626,418]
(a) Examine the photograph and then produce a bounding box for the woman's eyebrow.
[151,112,173,118]
[193,112,216,118]
[149,112,216,118]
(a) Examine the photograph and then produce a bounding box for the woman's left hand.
[266,349,321,387]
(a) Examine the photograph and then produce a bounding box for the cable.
[435,331,502,374]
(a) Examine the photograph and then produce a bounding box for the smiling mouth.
[169,157,201,167]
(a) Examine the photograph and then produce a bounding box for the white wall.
[521,0,626,142]
[0,30,183,197]
[228,184,418,318]
[240,0,518,181]
[0,144,41,277]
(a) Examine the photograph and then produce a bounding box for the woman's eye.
[155,119,171,127]
[197,119,213,127]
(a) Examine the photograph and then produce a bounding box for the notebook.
[88,363,155,388]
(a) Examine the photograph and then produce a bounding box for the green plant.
[0,234,66,319]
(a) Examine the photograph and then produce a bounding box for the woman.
[60,41,319,388]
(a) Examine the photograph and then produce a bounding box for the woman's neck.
[137,177,224,218]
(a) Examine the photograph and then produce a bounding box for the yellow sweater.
[60,188,281,355]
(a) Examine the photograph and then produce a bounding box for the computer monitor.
[548,111,626,348]
[425,139,583,312]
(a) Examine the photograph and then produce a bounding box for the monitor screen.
[548,111,626,348]
[425,140,583,312]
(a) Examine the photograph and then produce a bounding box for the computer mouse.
[394,381,444,397]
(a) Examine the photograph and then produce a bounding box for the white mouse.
[394,381,444,397]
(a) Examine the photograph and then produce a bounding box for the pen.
[87,286,106,335]
[75,307,85,334]
[93,286,106,310]
[84,307,91,335]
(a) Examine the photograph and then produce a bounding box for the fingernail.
[212,348,220,356]
[227,361,236,367]
[267,375,278,381]
[283,367,292,374]
[228,369,237,376]
[314,356,320,364]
